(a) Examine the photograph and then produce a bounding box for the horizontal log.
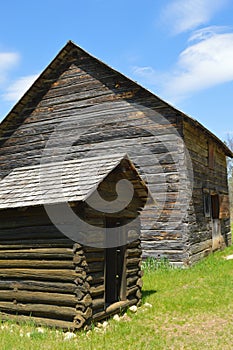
[0,248,73,260]
[126,276,138,287]
[126,285,138,298]
[87,261,104,273]
[189,239,212,255]
[0,280,77,294]
[0,312,78,330]
[142,250,188,263]
[88,275,104,285]
[0,290,77,306]
[0,239,73,250]
[92,298,105,310]
[85,252,104,262]
[0,260,74,269]
[142,240,186,251]
[189,248,212,264]
[126,240,141,249]
[90,285,105,297]
[126,257,141,267]
[126,267,140,277]
[0,301,77,320]
[0,269,78,282]
[126,248,141,257]
[0,217,52,230]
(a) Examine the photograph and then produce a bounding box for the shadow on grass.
[142,289,157,301]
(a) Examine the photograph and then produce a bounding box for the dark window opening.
[203,191,220,219]
[203,192,211,217]
[211,194,220,219]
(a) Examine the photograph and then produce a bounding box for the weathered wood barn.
[0,153,148,329]
[0,40,232,270]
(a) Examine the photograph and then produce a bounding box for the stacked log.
[126,239,143,304]
[72,243,92,328]
[85,247,105,319]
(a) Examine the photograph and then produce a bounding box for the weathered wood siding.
[0,46,189,264]
[183,120,231,264]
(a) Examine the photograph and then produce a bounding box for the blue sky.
[0,0,233,142]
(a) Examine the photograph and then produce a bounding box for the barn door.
[105,219,126,306]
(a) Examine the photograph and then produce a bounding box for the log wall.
[0,207,85,329]
[0,46,189,265]
[183,121,231,264]
[0,205,142,328]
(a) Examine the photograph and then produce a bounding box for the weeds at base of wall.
[141,257,173,272]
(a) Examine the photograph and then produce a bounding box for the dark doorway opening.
[211,194,220,219]
[105,219,126,306]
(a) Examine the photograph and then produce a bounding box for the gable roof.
[0,153,149,209]
[0,40,232,157]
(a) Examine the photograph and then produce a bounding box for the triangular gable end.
[0,40,232,157]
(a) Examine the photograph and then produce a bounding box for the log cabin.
[0,40,232,270]
[0,153,148,329]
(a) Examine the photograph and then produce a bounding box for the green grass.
[1,233,233,349]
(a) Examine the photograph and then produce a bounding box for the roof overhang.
[0,153,150,210]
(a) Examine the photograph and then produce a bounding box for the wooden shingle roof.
[0,153,148,209]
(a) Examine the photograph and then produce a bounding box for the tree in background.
[225,135,233,217]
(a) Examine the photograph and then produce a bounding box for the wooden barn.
[0,153,148,329]
[0,40,232,270]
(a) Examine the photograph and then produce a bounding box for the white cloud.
[164,28,233,101]
[188,25,231,42]
[132,27,233,103]
[3,74,39,102]
[0,52,19,84]
[162,0,228,34]
[132,66,160,85]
